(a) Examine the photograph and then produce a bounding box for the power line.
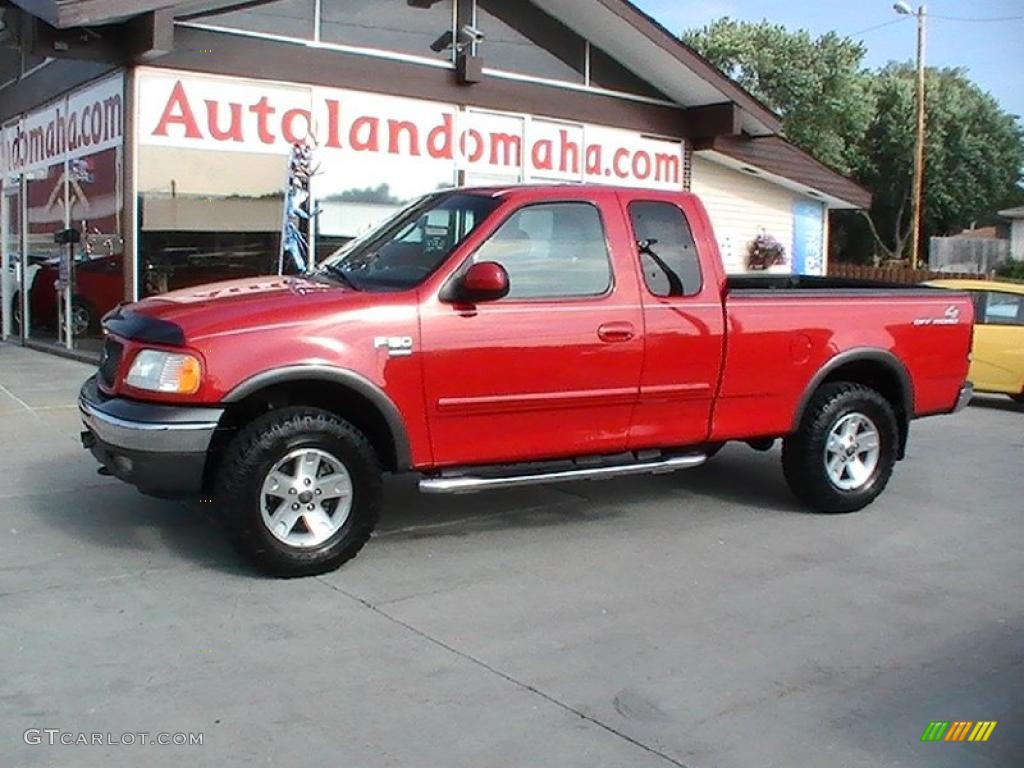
[849,17,910,38]
[928,13,1024,23]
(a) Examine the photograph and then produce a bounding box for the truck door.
[624,195,726,449]
[419,196,644,467]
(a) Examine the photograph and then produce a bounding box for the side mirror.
[456,261,510,303]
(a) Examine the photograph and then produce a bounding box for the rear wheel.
[1011,394,1024,404]
[782,383,898,513]
[216,406,382,577]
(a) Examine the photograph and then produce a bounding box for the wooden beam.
[128,7,174,62]
[8,1,59,27]
[682,102,742,141]
[11,0,175,29]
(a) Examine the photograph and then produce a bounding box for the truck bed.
[712,275,974,442]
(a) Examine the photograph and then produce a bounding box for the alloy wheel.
[260,448,353,548]
[823,412,881,491]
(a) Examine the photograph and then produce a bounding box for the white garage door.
[690,155,798,274]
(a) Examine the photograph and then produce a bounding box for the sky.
[632,0,1024,120]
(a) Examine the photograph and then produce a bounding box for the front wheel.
[70,297,96,337]
[216,407,382,577]
[782,383,898,513]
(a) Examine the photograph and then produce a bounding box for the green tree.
[683,19,1024,263]
[682,18,874,175]
[856,63,1024,260]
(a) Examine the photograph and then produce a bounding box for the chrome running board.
[419,453,707,495]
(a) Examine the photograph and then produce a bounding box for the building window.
[475,0,585,83]
[320,0,454,59]
[137,146,284,297]
[193,0,316,40]
[588,45,666,99]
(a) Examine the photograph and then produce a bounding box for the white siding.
[690,155,798,274]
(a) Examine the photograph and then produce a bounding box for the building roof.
[9,0,866,207]
[997,205,1024,219]
[11,0,782,135]
[951,226,1002,239]
[695,135,872,210]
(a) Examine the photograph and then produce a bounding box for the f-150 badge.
[374,336,414,357]
[913,306,961,326]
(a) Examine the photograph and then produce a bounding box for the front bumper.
[952,381,974,413]
[79,376,224,497]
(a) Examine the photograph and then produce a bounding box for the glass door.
[23,161,68,348]
[69,147,125,355]
[2,178,24,342]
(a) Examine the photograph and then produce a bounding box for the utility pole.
[895,2,927,269]
[910,5,927,269]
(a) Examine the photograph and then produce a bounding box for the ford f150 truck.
[79,185,974,576]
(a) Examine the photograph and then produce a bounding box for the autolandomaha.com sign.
[135,69,685,191]
[2,74,124,174]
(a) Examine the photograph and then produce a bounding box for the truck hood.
[122,275,361,341]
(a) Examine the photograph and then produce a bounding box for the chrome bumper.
[78,376,224,496]
[952,381,974,413]
[79,394,222,454]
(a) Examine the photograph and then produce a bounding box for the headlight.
[126,350,202,394]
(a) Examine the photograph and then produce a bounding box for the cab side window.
[981,291,1024,326]
[628,200,703,297]
[473,202,612,299]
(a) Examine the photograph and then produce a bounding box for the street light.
[894,2,927,269]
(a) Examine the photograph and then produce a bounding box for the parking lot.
[1,342,1020,768]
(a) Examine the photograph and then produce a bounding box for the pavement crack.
[315,577,695,768]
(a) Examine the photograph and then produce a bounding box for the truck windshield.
[318,192,501,291]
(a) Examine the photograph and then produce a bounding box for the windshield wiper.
[323,263,360,290]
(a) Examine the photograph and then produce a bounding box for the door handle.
[597,321,636,343]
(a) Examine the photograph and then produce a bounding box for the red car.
[79,185,974,576]
[21,253,123,337]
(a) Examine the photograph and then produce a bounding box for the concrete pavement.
[1,342,1021,767]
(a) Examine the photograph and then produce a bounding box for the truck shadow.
[28,444,803,577]
[968,395,1023,414]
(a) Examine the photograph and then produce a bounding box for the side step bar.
[419,453,706,495]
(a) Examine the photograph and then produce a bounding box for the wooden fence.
[826,263,989,284]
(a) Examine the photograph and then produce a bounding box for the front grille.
[98,337,123,388]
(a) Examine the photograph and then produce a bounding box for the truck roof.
[453,183,697,199]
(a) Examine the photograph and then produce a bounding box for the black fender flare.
[223,365,413,471]
[792,348,914,447]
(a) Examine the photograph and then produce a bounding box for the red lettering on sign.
[206,101,243,142]
[153,81,202,138]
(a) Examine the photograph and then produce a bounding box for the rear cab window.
[627,200,703,298]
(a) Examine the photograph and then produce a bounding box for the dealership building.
[0,0,870,358]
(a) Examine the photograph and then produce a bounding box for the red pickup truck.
[79,185,974,576]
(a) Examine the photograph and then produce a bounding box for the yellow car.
[927,279,1024,403]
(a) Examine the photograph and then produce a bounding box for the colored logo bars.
[921,721,997,742]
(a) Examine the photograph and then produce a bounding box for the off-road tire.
[216,406,382,577]
[782,382,898,514]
